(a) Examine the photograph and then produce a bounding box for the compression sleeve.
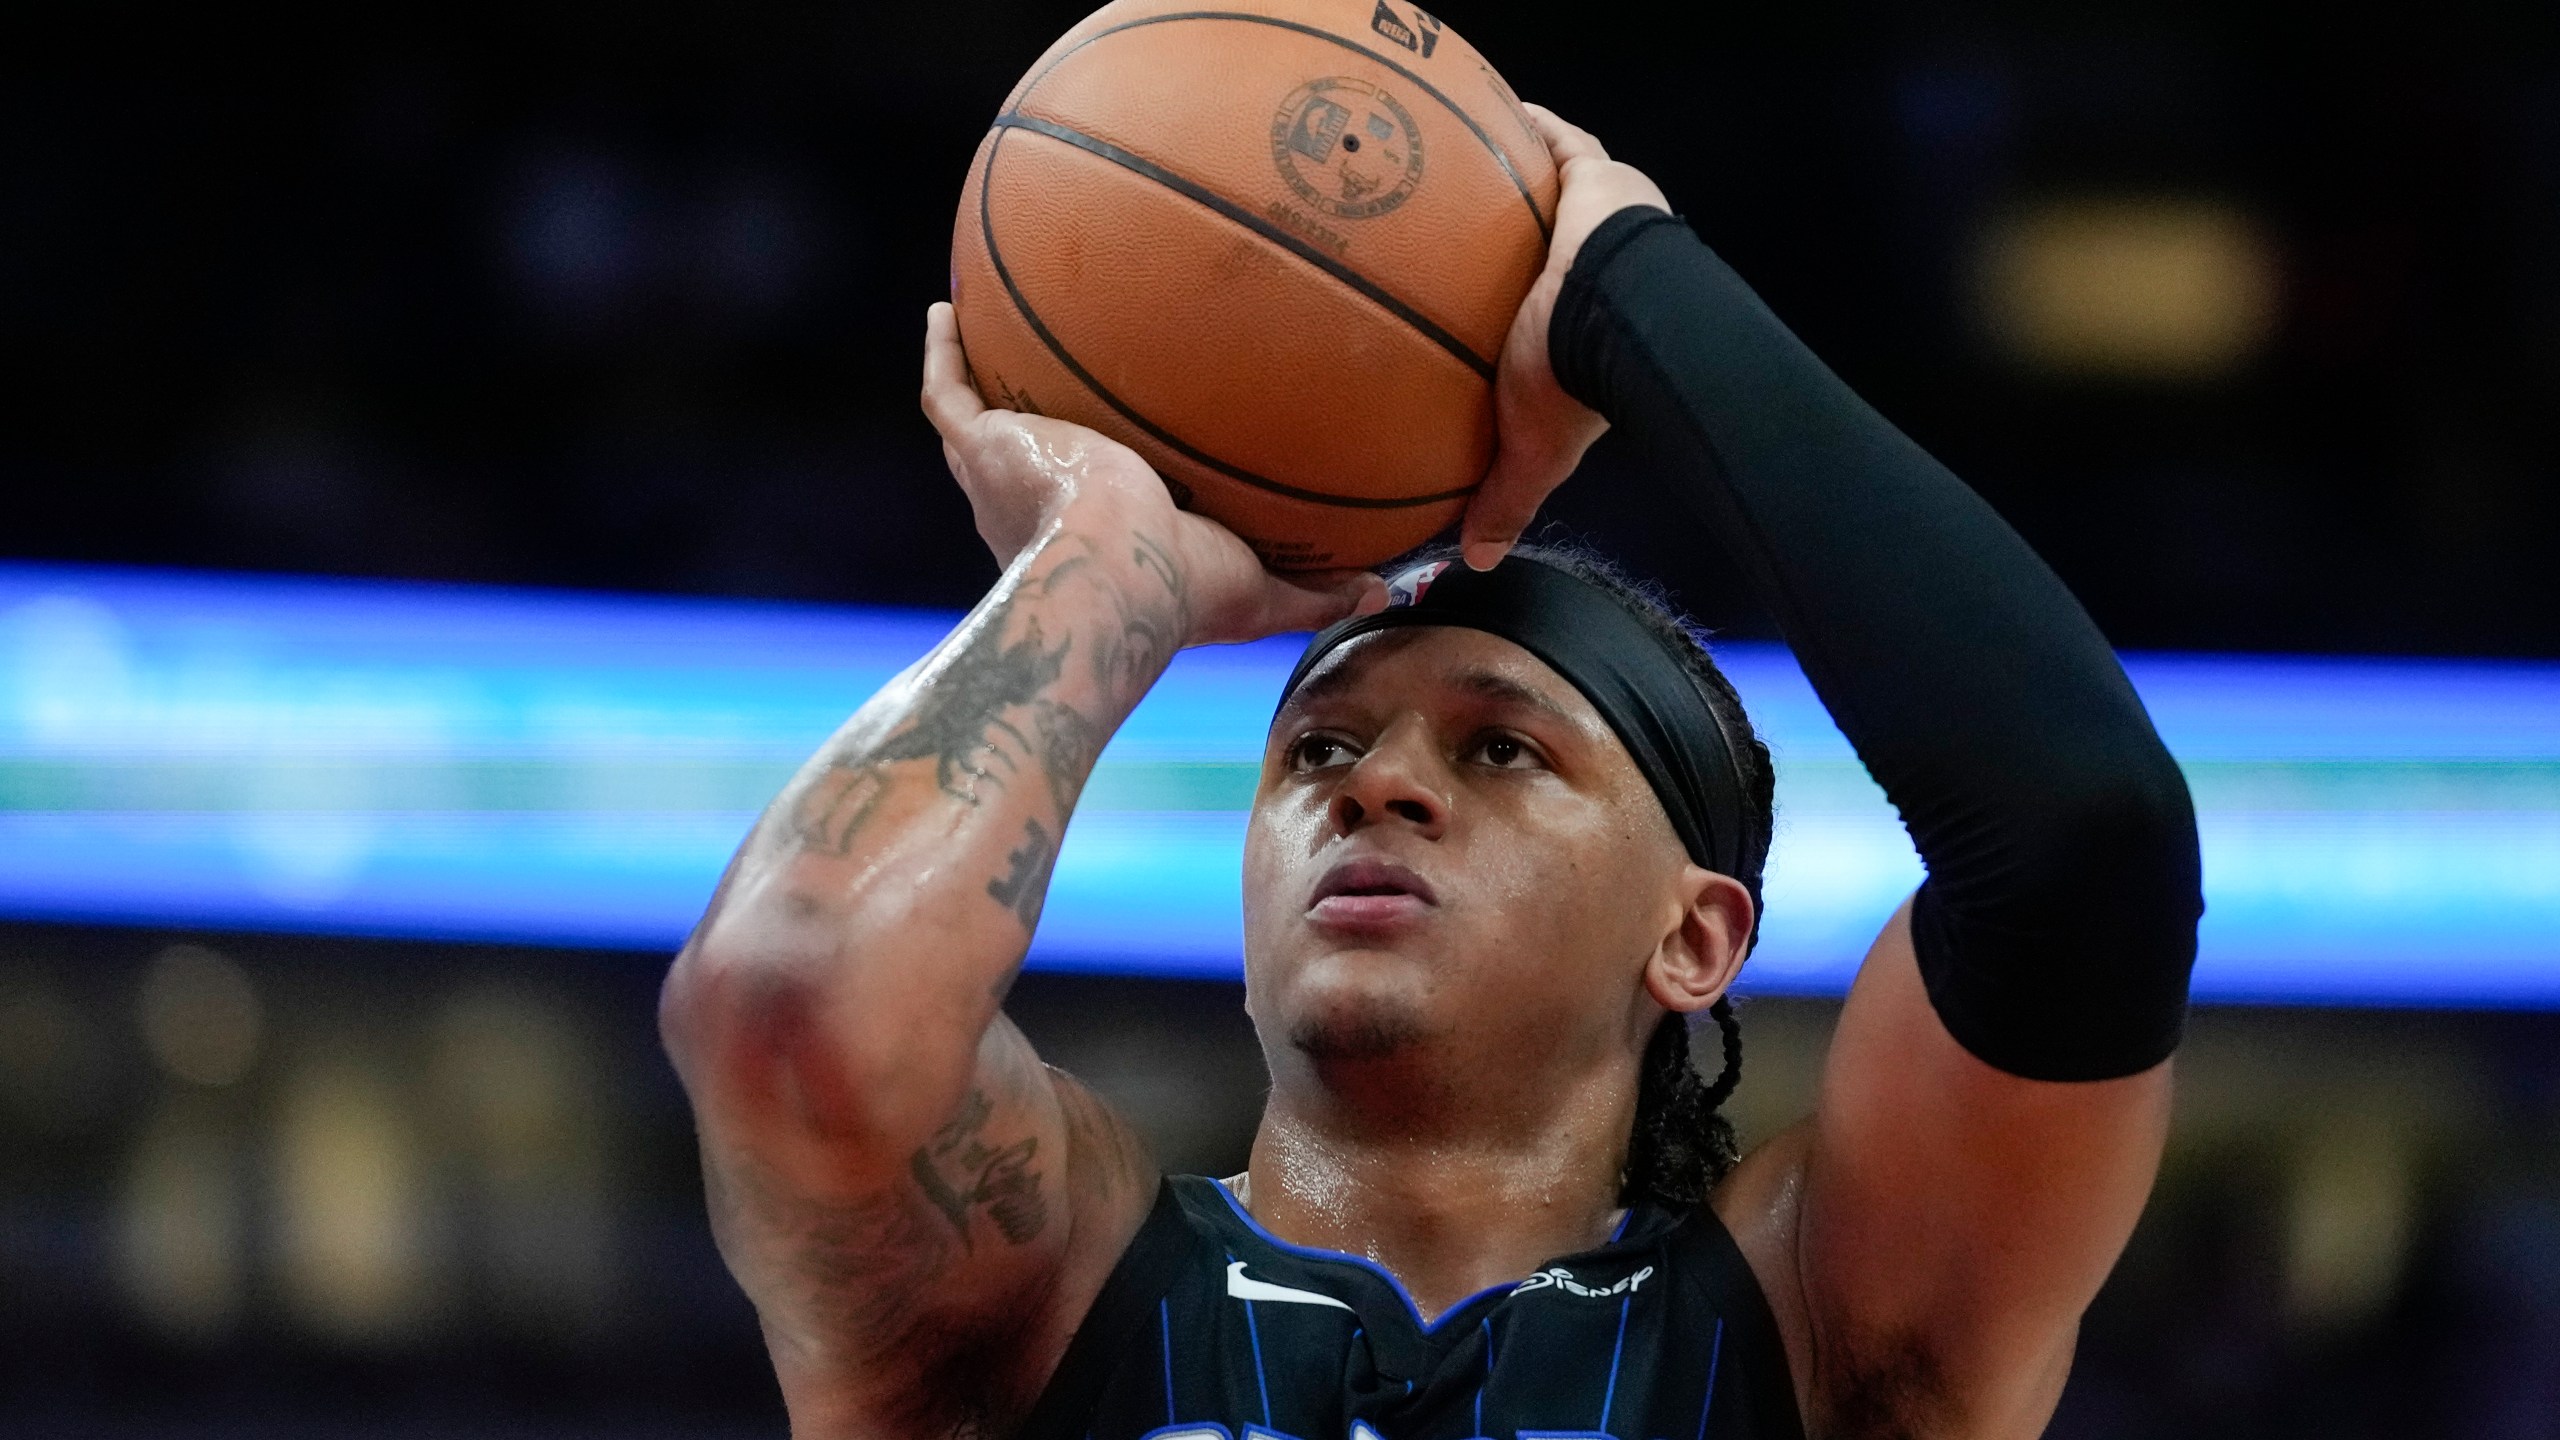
[1550,207,2203,1082]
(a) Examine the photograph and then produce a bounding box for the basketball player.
[660,107,2201,1440]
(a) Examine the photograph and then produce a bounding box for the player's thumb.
[1461,443,1558,572]
[1262,569,1386,636]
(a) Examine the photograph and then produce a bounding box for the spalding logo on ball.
[950,0,1558,570]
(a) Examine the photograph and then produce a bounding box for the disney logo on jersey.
[1512,1263,1655,1299]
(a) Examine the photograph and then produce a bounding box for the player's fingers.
[1521,103,1608,166]
[919,302,985,437]
[1461,444,1561,571]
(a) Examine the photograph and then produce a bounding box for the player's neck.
[1240,1073,1635,1324]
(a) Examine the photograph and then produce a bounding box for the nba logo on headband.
[1383,560,1451,608]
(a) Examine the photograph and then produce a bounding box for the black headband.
[1278,555,1761,886]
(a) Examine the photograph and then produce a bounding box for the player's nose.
[1327,725,1449,840]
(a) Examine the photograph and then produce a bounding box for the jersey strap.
[1671,1191,1807,1440]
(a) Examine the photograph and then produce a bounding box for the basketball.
[950,0,1560,570]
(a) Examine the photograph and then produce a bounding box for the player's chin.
[1278,957,1443,1061]
[1286,997,1431,1062]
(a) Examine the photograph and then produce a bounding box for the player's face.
[1243,626,1702,1080]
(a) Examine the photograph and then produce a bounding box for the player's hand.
[921,303,1384,645]
[1464,105,1672,571]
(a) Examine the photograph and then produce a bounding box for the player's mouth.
[1306,856,1438,931]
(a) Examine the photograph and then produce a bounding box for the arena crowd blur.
[7,1,2560,1436]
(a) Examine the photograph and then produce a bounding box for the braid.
[1703,996,1744,1111]
[1619,1002,1747,1207]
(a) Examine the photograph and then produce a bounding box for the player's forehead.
[1273,626,1608,737]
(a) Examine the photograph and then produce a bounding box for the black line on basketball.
[977,127,1480,513]
[992,112,1496,381]
[1019,9,1551,241]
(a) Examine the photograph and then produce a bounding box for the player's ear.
[1643,864,1752,1016]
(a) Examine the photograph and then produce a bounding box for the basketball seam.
[977,126,1480,513]
[993,112,1496,381]
[1016,8,1552,241]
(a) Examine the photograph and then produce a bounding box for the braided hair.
[1619,618,1773,1208]
[1400,540,1778,1209]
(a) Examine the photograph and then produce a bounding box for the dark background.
[11,0,2559,652]
[7,2,2560,1437]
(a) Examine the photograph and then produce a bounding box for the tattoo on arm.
[1029,697,1103,816]
[792,763,890,856]
[1085,532,1190,703]
[882,619,1070,801]
[783,529,1190,946]
[707,1150,956,1345]
[909,1088,1049,1250]
[985,818,1057,931]
[789,618,1071,856]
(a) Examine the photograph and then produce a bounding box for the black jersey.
[1020,1175,1803,1440]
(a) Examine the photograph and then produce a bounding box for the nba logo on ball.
[1272,77,1425,219]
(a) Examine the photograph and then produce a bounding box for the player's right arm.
[659,303,1377,1437]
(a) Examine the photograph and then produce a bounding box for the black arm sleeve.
[1550,207,2203,1082]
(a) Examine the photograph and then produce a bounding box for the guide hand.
[1466,105,1673,571]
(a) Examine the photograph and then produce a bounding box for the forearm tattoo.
[781,530,1190,932]
[788,620,1068,853]
[985,818,1058,931]
[1084,531,1190,701]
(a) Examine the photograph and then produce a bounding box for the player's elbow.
[659,930,973,1150]
[1993,728,2201,928]
[658,938,754,1088]
[659,898,806,1084]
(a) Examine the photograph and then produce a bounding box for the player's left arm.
[1729,904,2173,1439]
[1475,108,2202,1437]
[1716,885,2188,1438]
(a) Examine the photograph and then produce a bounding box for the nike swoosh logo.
[1226,1260,1354,1312]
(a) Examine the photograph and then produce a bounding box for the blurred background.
[5,0,2560,1435]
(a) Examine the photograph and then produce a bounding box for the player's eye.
[1287,732,1360,772]
[1467,731,1545,770]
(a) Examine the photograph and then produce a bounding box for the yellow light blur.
[1978,197,2278,380]
[271,1058,432,1342]
[2283,1110,2418,1330]
[426,984,617,1336]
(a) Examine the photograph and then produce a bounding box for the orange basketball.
[950,0,1559,570]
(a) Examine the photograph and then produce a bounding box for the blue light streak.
[4,562,2556,1007]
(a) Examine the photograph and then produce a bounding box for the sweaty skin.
[660,110,2174,1440]
[1240,624,1750,1319]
